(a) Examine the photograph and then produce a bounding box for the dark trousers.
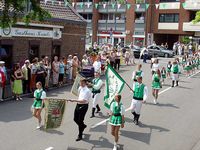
[143,54,147,63]
[74,104,88,137]
[110,61,115,68]
[23,80,30,94]
[114,59,120,70]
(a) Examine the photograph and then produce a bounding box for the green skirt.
[167,69,171,73]
[184,66,192,71]
[152,81,161,89]
[32,100,43,109]
[162,74,166,79]
[13,80,23,94]
[109,115,122,126]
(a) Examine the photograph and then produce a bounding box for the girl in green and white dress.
[161,67,166,85]
[109,95,125,150]
[32,82,46,129]
[152,70,161,104]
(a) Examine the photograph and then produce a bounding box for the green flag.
[95,3,98,9]
[80,2,83,8]
[104,64,125,109]
[127,3,131,10]
[112,3,115,9]
[160,3,166,9]
[44,98,66,129]
[146,4,149,9]
[182,2,186,8]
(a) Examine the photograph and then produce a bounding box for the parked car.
[147,45,174,58]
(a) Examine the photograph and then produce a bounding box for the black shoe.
[76,136,82,141]
[96,104,101,113]
[90,108,95,118]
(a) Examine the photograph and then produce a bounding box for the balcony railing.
[76,2,93,13]
[183,22,200,31]
[135,19,145,23]
[184,0,200,10]
[98,20,126,31]
[98,2,126,13]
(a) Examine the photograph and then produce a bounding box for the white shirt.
[34,89,46,100]
[152,63,159,72]
[93,61,101,73]
[132,82,148,101]
[78,86,92,104]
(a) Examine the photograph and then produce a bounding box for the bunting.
[43,0,192,11]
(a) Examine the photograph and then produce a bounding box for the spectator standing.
[142,47,148,63]
[13,63,23,101]
[0,61,6,101]
[93,55,101,74]
[67,55,73,81]
[36,61,46,89]
[115,50,121,70]
[165,42,168,49]
[44,56,51,90]
[22,60,31,94]
[59,57,65,86]
[189,44,193,55]
[124,50,130,65]
[30,58,39,91]
[52,56,59,86]
[82,55,89,69]
[110,51,115,68]
[72,56,79,80]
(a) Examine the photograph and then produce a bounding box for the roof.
[40,1,86,23]
[0,1,86,24]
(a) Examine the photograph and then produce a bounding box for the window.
[159,0,180,2]
[159,14,179,23]
[29,45,39,62]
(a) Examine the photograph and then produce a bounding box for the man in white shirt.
[93,55,101,74]
[69,79,91,141]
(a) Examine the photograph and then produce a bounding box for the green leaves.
[192,11,200,24]
[0,0,51,28]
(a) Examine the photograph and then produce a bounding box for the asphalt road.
[0,58,200,150]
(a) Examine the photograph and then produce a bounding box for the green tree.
[192,11,200,24]
[0,0,51,28]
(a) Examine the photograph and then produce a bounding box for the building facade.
[74,0,147,47]
[74,0,200,48]
[0,0,86,69]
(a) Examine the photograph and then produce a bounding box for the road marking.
[158,87,172,95]
[188,70,200,78]
[91,87,172,129]
[45,147,54,150]
[91,70,200,128]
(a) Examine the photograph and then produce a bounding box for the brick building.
[146,0,200,49]
[74,0,147,47]
[74,0,200,48]
[0,1,87,69]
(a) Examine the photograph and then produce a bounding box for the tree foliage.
[192,11,200,24]
[0,0,51,28]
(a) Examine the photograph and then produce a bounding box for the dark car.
[147,45,174,58]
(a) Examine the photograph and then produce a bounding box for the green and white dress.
[109,101,125,126]
[152,73,161,89]
[32,89,46,109]
[161,70,166,79]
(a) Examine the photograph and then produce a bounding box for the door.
[29,45,39,62]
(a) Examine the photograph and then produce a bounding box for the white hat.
[25,60,30,63]
[0,61,5,64]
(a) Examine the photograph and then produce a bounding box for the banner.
[71,74,84,96]
[104,64,125,109]
[44,98,66,129]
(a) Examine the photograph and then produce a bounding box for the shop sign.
[0,27,61,39]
